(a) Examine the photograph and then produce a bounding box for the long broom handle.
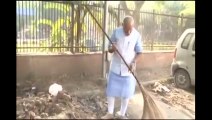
[84,5,146,94]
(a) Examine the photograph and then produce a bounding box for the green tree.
[179,1,195,31]
[31,1,89,52]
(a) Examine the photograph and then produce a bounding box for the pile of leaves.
[16,92,108,119]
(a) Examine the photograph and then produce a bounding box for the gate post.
[102,1,108,78]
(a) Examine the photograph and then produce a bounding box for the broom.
[84,5,166,119]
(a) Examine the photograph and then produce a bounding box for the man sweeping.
[101,16,143,119]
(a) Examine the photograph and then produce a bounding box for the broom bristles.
[141,85,166,119]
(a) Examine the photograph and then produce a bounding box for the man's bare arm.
[129,53,142,72]
[132,53,142,63]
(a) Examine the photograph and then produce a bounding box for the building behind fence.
[16,1,195,53]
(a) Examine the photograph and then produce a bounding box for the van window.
[181,33,194,49]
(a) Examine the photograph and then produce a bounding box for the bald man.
[102,16,143,119]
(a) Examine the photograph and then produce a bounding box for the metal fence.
[16,1,195,53]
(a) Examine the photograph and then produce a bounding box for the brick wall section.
[17,51,174,82]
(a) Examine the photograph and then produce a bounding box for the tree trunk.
[120,1,132,16]
[120,1,145,29]
[68,3,74,52]
[75,5,81,52]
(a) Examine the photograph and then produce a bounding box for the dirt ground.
[16,68,195,119]
[17,92,108,119]
[136,67,170,82]
[145,79,195,117]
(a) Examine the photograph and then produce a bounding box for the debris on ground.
[152,82,170,94]
[16,91,108,119]
[147,79,195,115]
[48,83,63,96]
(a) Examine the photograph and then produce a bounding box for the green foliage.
[152,1,165,13]
[43,2,70,14]
[177,2,195,30]
[180,1,195,17]
[36,19,54,27]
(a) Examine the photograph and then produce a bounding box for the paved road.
[126,93,194,119]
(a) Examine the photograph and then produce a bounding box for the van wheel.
[174,69,191,89]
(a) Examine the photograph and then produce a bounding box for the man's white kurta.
[106,27,143,98]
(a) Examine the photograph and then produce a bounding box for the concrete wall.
[17,51,174,82]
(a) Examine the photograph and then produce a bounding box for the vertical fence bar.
[76,4,80,52]
[82,5,84,52]
[85,6,88,52]
[102,1,108,78]
[67,4,70,52]
[44,2,47,52]
[151,9,155,51]
[98,6,101,51]
[50,2,52,52]
[93,6,95,52]
[18,1,20,52]
[60,3,63,52]
[89,7,91,52]
[34,1,36,52]
[29,1,31,53]
[21,2,22,52]
[117,4,120,27]
[64,3,66,52]
[101,6,103,51]
[51,2,53,52]
[35,2,37,52]
[74,5,77,53]
[23,1,28,52]
[108,8,110,32]
[97,6,99,51]
[30,1,33,52]
[63,3,66,52]
[28,1,30,53]
[97,5,99,52]
[37,1,39,53]
[88,5,90,52]
[32,2,34,52]
[48,3,51,52]
[180,13,184,36]
[96,6,99,52]
[84,5,87,52]
[40,2,43,52]
[23,1,26,52]
[22,1,24,52]
[19,1,22,52]
[36,1,39,52]
[93,6,96,52]
[56,3,58,52]
[96,6,98,51]
[95,6,97,51]
[144,10,147,49]
[71,3,74,53]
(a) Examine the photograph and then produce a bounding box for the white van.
[171,28,195,89]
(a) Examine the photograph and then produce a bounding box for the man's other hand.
[108,43,117,53]
[129,62,136,73]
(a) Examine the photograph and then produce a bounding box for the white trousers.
[107,96,129,116]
